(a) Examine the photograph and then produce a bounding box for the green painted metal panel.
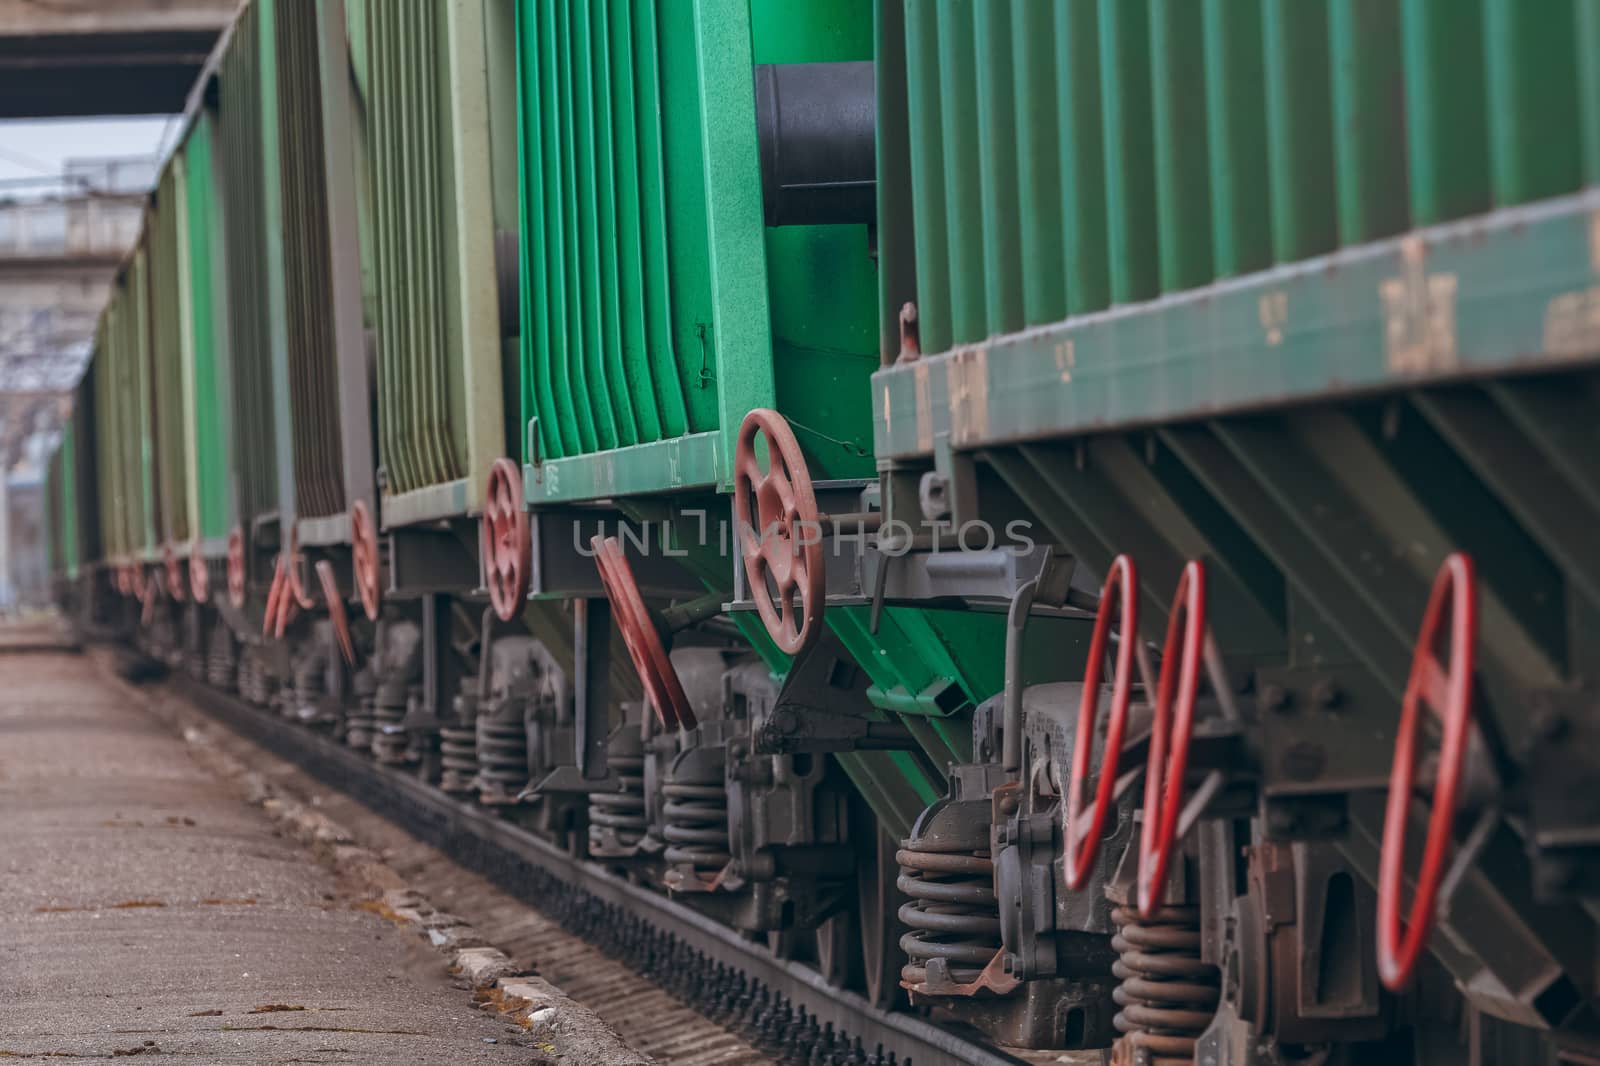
[517,0,871,500]
[1010,0,1066,327]
[933,0,983,345]
[1580,0,1600,187]
[275,0,346,520]
[754,0,877,481]
[363,0,506,517]
[218,0,280,527]
[1401,0,1490,226]
[874,191,1600,460]
[1482,0,1581,207]
[132,246,158,555]
[1097,0,1158,304]
[1329,0,1409,245]
[182,115,233,543]
[1262,0,1337,263]
[878,0,1595,424]
[973,1,1023,336]
[1201,0,1270,279]
[151,167,189,547]
[902,0,952,356]
[1055,0,1110,316]
[1149,0,1212,291]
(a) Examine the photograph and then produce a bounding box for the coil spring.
[661,782,731,878]
[439,725,479,794]
[895,846,1001,989]
[345,695,376,751]
[236,650,266,706]
[206,630,236,692]
[370,690,409,764]
[475,716,528,802]
[587,749,647,857]
[206,649,235,692]
[1109,904,1219,1066]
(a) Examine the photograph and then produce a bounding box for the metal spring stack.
[439,686,479,795]
[895,840,1001,990]
[1107,902,1219,1066]
[369,681,410,764]
[660,756,730,890]
[344,668,376,750]
[236,646,270,705]
[587,725,647,859]
[205,626,236,691]
[475,711,528,803]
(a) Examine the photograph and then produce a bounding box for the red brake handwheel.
[732,408,825,657]
[226,527,247,609]
[350,500,381,621]
[591,535,698,731]
[1064,555,1139,892]
[190,541,210,604]
[482,458,530,622]
[1137,560,1207,918]
[1377,552,1477,992]
[316,560,357,667]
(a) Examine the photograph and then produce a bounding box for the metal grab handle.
[1137,560,1207,919]
[1377,552,1478,992]
[1063,554,1139,892]
[315,560,357,667]
[591,535,698,732]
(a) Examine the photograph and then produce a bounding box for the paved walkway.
[0,644,531,1064]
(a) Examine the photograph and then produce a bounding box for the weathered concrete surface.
[0,649,536,1063]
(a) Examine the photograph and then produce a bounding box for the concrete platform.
[0,646,540,1063]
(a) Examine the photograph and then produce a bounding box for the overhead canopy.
[0,0,236,118]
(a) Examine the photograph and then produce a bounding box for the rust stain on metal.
[1258,290,1288,347]
[1382,236,1458,374]
[946,347,989,447]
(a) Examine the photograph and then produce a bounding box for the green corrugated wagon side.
[217,0,281,540]
[514,0,879,507]
[150,163,191,556]
[266,0,346,527]
[177,110,234,550]
[347,0,517,528]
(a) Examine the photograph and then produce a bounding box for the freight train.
[42,1,1600,1062]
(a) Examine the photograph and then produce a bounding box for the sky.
[0,117,175,190]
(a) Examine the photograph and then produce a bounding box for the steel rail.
[171,675,1033,1066]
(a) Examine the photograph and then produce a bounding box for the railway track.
[170,675,1065,1066]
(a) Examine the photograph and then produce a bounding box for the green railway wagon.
[176,107,235,582]
[350,0,519,529]
[66,1,1600,1062]
[502,0,1057,851]
[215,0,282,605]
[863,0,1600,1059]
[149,158,192,593]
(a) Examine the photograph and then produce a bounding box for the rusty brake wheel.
[1377,552,1478,992]
[732,408,825,657]
[1137,560,1207,919]
[481,458,530,622]
[350,499,381,621]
